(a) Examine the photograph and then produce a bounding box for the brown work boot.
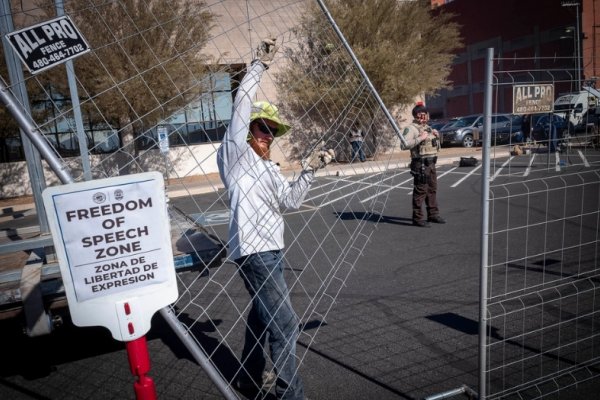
[427,216,446,224]
[412,220,431,228]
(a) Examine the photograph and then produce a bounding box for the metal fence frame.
[479,47,600,400]
[0,1,402,399]
[4,2,600,398]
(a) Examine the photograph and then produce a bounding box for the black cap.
[412,102,428,117]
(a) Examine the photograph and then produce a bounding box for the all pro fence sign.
[512,84,555,114]
[42,172,178,341]
[5,15,90,74]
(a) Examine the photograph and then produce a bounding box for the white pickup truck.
[553,86,600,133]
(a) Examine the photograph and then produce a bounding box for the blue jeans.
[236,251,304,400]
[548,124,558,152]
[351,141,366,162]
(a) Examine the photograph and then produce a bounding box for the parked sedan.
[440,114,520,148]
[487,114,522,145]
[429,119,450,131]
[439,115,480,148]
[530,114,570,142]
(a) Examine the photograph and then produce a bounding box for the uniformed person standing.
[401,102,446,228]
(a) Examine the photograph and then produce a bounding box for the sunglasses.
[256,121,278,136]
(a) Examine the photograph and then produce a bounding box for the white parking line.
[439,166,458,178]
[307,171,385,202]
[451,163,482,187]
[491,156,514,181]
[578,150,591,167]
[318,188,370,207]
[524,153,536,177]
[404,166,457,195]
[306,170,399,203]
[359,170,413,204]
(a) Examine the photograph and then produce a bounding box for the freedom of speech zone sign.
[5,15,90,74]
[43,172,178,341]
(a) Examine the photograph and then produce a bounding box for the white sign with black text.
[5,15,90,74]
[513,84,555,114]
[42,172,177,341]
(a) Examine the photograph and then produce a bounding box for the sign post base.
[126,336,157,400]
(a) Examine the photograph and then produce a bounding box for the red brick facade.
[428,0,598,119]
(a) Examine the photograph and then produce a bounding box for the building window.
[0,65,242,162]
[136,66,243,150]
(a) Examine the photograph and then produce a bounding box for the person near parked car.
[534,113,561,152]
[548,118,559,152]
[217,38,334,399]
[520,114,532,142]
[401,102,446,228]
[349,123,366,162]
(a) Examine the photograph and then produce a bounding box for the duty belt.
[412,156,437,165]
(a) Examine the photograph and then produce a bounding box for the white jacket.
[217,61,314,260]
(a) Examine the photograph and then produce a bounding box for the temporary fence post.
[158,307,239,400]
[478,47,494,400]
[314,0,408,148]
[126,336,157,400]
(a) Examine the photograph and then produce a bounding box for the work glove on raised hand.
[302,142,335,172]
[255,38,278,68]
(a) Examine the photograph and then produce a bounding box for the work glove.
[302,142,335,171]
[255,38,278,67]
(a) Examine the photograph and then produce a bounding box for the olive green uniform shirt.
[401,120,440,159]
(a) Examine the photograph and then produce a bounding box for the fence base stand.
[423,384,478,400]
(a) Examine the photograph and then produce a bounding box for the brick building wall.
[429,0,597,119]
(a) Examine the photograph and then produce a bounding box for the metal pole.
[159,307,239,400]
[314,0,408,147]
[0,79,74,184]
[1,77,237,398]
[1,77,237,399]
[562,1,582,89]
[424,384,478,400]
[576,3,581,89]
[0,0,50,231]
[56,0,93,181]
[478,47,494,400]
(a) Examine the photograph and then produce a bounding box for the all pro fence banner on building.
[42,171,177,341]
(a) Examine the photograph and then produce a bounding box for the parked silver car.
[440,114,521,148]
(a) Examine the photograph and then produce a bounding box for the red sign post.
[127,336,157,400]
